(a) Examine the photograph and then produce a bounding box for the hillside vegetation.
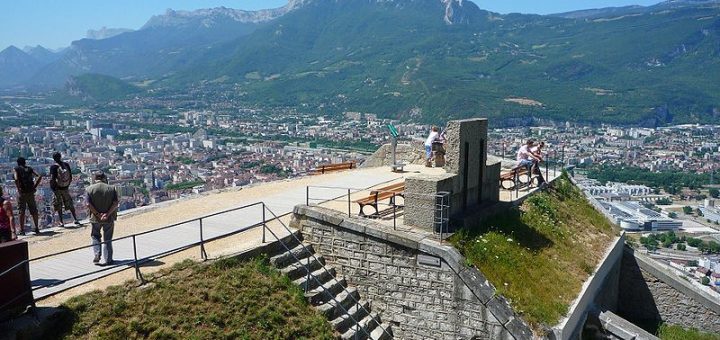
[33,0,720,126]
[165,0,720,126]
[450,174,618,329]
[54,257,334,339]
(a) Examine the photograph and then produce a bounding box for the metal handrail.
[0,201,268,304]
[262,204,392,339]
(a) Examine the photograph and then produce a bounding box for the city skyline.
[2,0,662,50]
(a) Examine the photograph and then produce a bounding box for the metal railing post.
[393,194,397,231]
[199,218,208,261]
[514,168,519,199]
[546,154,549,183]
[262,203,266,244]
[132,235,145,283]
[306,186,309,206]
[347,188,351,217]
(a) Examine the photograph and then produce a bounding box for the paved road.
[29,169,404,300]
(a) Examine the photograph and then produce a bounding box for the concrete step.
[369,322,393,340]
[330,298,370,334]
[305,277,347,305]
[341,312,381,340]
[269,243,314,268]
[279,255,325,281]
[292,266,336,291]
[317,286,360,319]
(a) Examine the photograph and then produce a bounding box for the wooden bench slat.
[354,182,405,216]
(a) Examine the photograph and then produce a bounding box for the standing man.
[86,171,118,265]
[424,126,440,167]
[49,152,81,226]
[14,157,42,235]
[0,187,16,243]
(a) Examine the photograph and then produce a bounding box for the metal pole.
[502,143,505,160]
[514,168,519,199]
[199,218,208,261]
[306,186,309,206]
[393,194,397,231]
[262,203,266,244]
[132,235,144,283]
[347,189,351,217]
[546,152,549,182]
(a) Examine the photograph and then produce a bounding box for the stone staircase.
[270,238,393,339]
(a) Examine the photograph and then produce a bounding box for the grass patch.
[53,257,334,340]
[450,173,618,329]
[658,323,720,340]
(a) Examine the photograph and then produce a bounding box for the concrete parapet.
[598,311,659,340]
[292,204,534,340]
[404,173,456,231]
[617,247,720,334]
[552,233,626,340]
[404,118,500,231]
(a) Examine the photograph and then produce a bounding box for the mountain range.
[1,0,719,126]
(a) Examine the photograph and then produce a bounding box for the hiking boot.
[33,227,40,234]
[17,229,25,236]
[93,255,101,264]
[102,259,114,266]
[74,220,82,226]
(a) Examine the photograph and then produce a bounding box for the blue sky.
[1,0,662,50]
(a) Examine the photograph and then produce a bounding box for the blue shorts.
[425,145,432,160]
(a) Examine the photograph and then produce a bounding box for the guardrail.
[503,151,559,199]
[0,201,274,311]
[306,184,451,241]
[263,204,393,339]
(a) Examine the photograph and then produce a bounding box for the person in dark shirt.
[0,187,16,243]
[13,157,42,235]
[49,152,80,227]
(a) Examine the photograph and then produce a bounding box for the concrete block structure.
[404,118,501,231]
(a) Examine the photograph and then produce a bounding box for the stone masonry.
[617,248,720,334]
[291,205,534,340]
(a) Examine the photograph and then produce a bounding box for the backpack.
[56,163,72,188]
[16,166,35,193]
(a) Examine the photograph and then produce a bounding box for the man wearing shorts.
[49,152,81,226]
[14,157,42,235]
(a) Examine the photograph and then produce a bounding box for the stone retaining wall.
[617,248,720,334]
[291,205,534,340]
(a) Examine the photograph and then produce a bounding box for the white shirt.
[516,145,531,162]
[425,131,439,147]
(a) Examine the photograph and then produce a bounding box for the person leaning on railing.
[0,187,16,243]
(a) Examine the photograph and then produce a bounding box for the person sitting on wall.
[424,126,440,167]
[516,139,538,173]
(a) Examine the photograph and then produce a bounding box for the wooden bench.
[310,162,356,175]
[354,182,405,216]
[499,167,533,190]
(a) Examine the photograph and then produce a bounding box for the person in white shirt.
[516,139,537,172]
[424,126,439,165]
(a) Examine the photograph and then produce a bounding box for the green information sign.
[387,124,399,138]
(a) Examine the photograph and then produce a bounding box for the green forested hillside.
[163,0,720,126]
